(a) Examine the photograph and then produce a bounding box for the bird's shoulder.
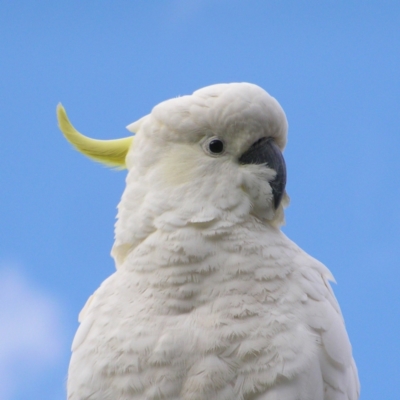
[285,240,360,400]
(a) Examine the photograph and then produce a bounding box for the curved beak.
[239,137,287,209]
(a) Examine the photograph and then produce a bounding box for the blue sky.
[1,1,399,399]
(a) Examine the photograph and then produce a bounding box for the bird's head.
[58,83,288,262]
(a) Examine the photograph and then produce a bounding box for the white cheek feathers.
[60,82,359,400]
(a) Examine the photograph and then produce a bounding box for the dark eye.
[208,139,224,154]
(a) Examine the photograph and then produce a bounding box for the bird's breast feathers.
[68,221,358,400]
[60,82,359,400]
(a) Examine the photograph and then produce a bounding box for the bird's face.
[126,83,288,224]
[57,82,288,264]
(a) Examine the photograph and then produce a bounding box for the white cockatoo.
[58,83,359,400]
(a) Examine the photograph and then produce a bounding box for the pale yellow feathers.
[57,104,133,168]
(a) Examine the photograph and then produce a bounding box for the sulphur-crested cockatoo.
[58,83,359,400]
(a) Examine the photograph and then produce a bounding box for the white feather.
[67,83,359,400]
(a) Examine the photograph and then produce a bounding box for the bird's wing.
[254,249,360,400]
[300,253,360,400]
[71,291,96,352]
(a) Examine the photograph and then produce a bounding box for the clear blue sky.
[1,2,399,399]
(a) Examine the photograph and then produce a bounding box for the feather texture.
[57,103,133,168]
[64,83,359,400]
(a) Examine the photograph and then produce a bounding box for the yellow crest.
[57,104,133,169]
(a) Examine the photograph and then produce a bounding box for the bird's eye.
[202,136,226,156]
[209,139,224,154]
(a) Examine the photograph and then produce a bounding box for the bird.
[58,82,360,400]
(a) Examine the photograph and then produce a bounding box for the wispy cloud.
[0,267,66,399]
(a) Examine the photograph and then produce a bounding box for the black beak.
[239,137,287,209]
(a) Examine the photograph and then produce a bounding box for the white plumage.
[62,83,359,400]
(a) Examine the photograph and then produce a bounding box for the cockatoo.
[58,83,359,400]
